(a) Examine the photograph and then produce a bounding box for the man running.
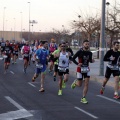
[32,41,49,92]
[48,38,57,73]
[3,40,13,74]
[52,43,62,81]
[21,41,32,73]
[100,40,120,99]
[71,40,95,104]
[56,42,71,95]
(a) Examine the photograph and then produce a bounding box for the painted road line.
[5,96,24,109]
[10,71,15,74]
[4,96,33,120]
[97,95,120,104]
[0,109,33,120]
[28,82,36,87]
[74,106,98,119]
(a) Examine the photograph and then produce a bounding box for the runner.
[3,40,13,74]
[31,41,39,64]
[100,40,120,99]
[52,43,62,81]
[32,41,49,92]
[71,40,95,104]
[0,39,6,56]
[12,41,19,64]
[56,42,71,95]
[21,41,32,73]
[48,38,57,73]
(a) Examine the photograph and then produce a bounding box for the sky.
[0,0,116,33]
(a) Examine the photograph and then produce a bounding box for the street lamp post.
[28,2,31,41]
[20,12,23,41]
[13,18,16,40]
[99,0,106,76]
[78,15,81,46]
[106,2,110,51]
[3,7,6,40]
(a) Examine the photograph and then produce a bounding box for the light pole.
[3,7,6,40]
[62,25,64,41]
[6,20,8,39]
[78,15,81,46]
[20,12,23,41]
[99,0,106,76]
[28,2,31,41]
[13,18,16,40]
[106,2,110,51]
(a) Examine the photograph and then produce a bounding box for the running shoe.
[58,90,62,95]
[71,80,77,89]
[53,76,56,81]
[62,80,66,88]
[39,88,45,92]
[81,97,88,104]
[100,87,105,94]
[32,77,35,82]
[23,68,26,73]
[113,95,120,99]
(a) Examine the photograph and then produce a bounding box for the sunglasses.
[61,46,66,47]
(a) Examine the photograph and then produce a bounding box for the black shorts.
[105,66,119,78]
[4,57,11,63]
[24,57,29,61]
[58,69,69,76]
[54,64,58,72]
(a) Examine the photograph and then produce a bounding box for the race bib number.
[109,65,119,70]
[24,54,29,57]
[81,67,89,73]
[58,67,66,72]
[36,64,43,69]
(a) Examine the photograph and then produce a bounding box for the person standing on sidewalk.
[100,41,120,99]
[71,40,95,104]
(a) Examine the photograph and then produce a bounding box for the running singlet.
[4,46,13,57]
[104,49,120,70]
[49,43,57,53]
[72,50,92,73]
[36,48,49,65]
[23,46,30,57]
[58,52,69,70]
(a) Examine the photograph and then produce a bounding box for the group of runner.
[0,39,120,104]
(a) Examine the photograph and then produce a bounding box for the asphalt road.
[0,57,120,120]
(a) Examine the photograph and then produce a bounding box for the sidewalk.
[69,59,115,88]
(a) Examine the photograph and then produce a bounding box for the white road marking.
[97,95,120,104]
[10,71,15,74]
[28,82,36,87]
[5,96,24,109]
[3,96,33,120]
[74,106,98,119]
[0,109,32,120]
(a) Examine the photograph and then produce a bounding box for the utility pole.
[99,0,106,76]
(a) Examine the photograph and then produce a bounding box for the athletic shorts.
[105,66,119,78]
[76,71,90,80]
[4,57,11,63]
[54,64,58,72]
[35,64,46,74]
[58,69,69,76]
[23,57,29,61]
